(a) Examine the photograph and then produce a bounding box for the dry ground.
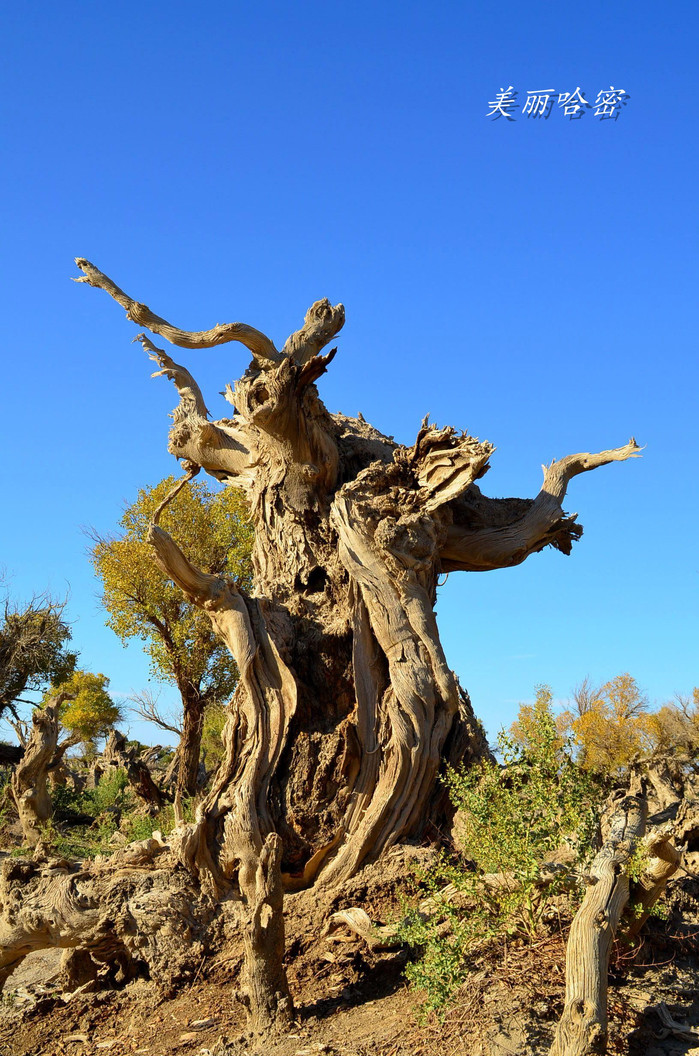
[1,847,698,1056]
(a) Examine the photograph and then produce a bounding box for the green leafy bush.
[88,768,129,813]
[397,686,603,1016]
[40,769,197,859]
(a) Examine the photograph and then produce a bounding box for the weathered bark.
[0,839,213,990]
[9,699,64,846]
[237,833,293,1030]
[64,260,641,1022]
[101,730,165,811]
[624,826,682,941]
[644,757,683,812]
[550,790,647,1056]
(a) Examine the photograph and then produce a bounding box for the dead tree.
[551,766,688,1056]
[9,698,62,845]
[71,257,641,883]
[100,729,165,811]
[0,260,641,1022]
[550,790,647,1056]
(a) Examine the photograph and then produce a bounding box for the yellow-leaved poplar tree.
[560,673,652,773]
[45,668,121,745]
[90,476,253,797]
[643,687,699,756]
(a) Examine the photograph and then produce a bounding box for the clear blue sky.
[1,1,696,745]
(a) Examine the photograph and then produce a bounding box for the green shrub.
[397,688,603,1016]
[123,813,158,842]
[88,768,129,812]
[26,770,197,861]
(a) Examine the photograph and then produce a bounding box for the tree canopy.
[0,595,76,722]
[560,673,651,773]
[45,669,122,744]
[512,676,699,775]
[90,476,253,704]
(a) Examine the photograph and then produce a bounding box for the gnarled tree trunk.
[101,729,165,812]
[550,789,647,1056]
[9,697,65,846]
[0,260,640,1021]
[174,685,205,799]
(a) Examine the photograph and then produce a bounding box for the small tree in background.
[0,595,76,723]
[644,687,699,757]
[509,683,566,756]
[90,476,253,797]
[560,673,652,773]
[46,669,122,747]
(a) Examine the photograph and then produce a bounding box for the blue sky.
[0,1,696,745]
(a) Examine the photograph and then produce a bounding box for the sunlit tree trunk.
[9,700,62,846]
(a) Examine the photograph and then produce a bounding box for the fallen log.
[0,840,215,991]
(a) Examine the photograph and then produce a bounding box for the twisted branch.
[441,438,642,572]
[73,258,282,367]
[136,334,210,419]
[282,298,345,363]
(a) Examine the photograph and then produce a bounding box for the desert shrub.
[88,768,129,812]
[122,796,195,841]
[21,768,198,860]
[37,770,133,858]
[123,812,159,842]
[398,686,603,1016]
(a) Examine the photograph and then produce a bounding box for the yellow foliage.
[512,676,699,777]
[510,684,565,755]
[90,477,253,703]
[567,674,653,773]
[643,687,699,756]
[46,669,121,742]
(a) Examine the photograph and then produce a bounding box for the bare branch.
[571,677,602,718]
[538,437,643,504]
[147,524,228,610]
[129,689,183,737]
[136,334,210,419]
[282,298,345,363]
[73,258,282,367]
[6,715,29,747]
[131,337,254,483]
[49,729,82,772]
[441,438,642,572]
[151,463,201,525]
